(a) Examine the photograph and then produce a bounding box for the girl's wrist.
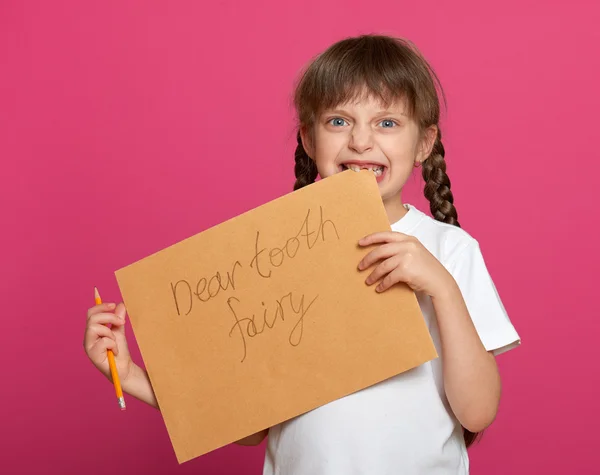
[121,362,143,394]
[122,363,159,408]
[430,273,460,303]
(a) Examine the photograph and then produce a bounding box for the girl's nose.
[348,125,374,154]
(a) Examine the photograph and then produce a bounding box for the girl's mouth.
[340,163,387,183]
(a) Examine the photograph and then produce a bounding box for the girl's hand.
[84,302,135,385]
[357,231,453,296]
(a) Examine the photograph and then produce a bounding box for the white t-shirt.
[263,204,521,475]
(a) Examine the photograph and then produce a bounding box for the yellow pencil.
[95,286,126,410]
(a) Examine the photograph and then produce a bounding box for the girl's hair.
[292,34,477,447]
[292,34,459,228]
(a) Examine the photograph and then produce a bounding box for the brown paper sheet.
[115,170,438,463]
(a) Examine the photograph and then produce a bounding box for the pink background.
[1,1,598,473]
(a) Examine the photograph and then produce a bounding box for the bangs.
[294,35,441,127]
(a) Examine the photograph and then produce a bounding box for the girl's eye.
[379,119,396,128]
[329,118,347,127]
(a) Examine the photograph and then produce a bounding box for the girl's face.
[302,94,436,222]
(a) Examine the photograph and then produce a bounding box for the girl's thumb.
[113,302,127,336]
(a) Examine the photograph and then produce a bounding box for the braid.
[293,131,318,191]
[422,130,460,228]
[423,130,480,446]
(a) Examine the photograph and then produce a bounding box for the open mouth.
[339,162,387,182]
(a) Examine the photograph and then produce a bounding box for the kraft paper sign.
[115,170,438,463]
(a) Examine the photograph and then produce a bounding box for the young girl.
[84,34,520,474]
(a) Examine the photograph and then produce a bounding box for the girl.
[84,35,520,474]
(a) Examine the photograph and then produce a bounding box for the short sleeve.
[447,240,521,356]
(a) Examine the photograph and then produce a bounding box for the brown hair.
[292,34,478,447]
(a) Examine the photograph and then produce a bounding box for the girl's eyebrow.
[323,108,407,117]
[375,109,407,116]
[323,109,351,115]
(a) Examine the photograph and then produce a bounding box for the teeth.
[343,164,384,176]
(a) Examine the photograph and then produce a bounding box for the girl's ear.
[300,126,315,159]
[417,125,438,163]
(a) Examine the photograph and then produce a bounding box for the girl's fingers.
[365,255,402,286]
[358,243,399,270]
[112,311,127,341]
[88,312,125,327]
[113,303,127,325]
[89,323,116,341]
[87,303,116,320]
[88,337,119,360]
[358,231,410,246]
[83,324,114,352]
[376,268,404,292]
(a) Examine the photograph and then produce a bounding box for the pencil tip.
[94,286,100,300]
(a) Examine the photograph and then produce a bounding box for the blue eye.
[379,120,396,128]
[330,118,347,127]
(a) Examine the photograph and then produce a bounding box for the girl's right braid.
[293,131,318,191]
[422,130,460,228]
[423,128,477,446]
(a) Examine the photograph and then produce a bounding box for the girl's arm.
[84,303,267,446]
[357,232,508,433]
[124,365,268,446]
[431,282,501,433]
